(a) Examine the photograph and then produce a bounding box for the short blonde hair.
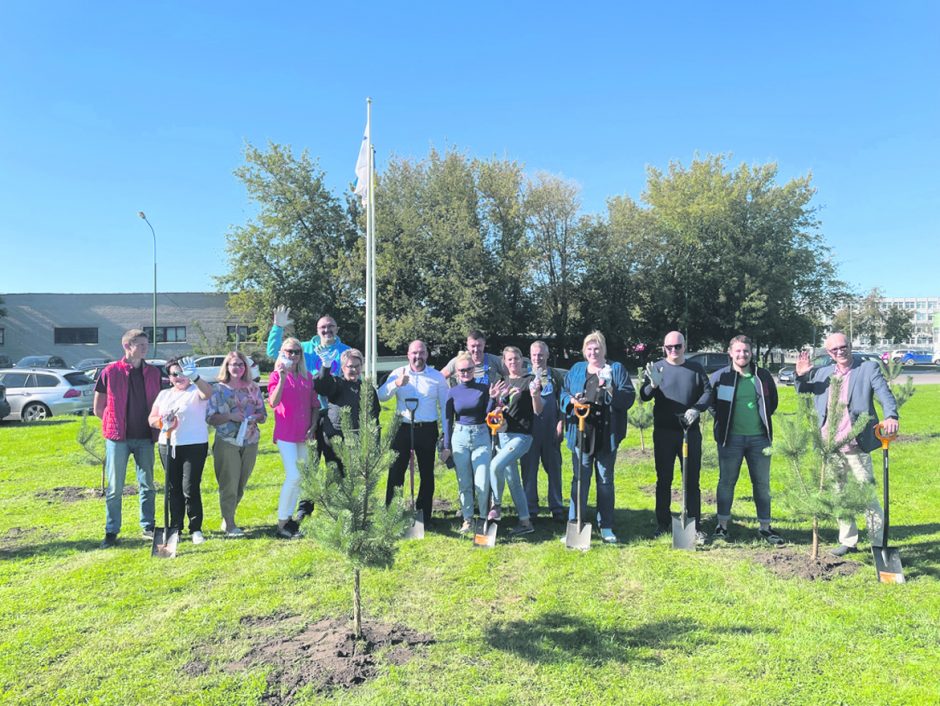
[454,351,474,368]
[218,350,252,383]
[122,328,148,346]
[341,348,364,367]
[582,331,607,358]
[281,337,310,378]
[502,346,523,361]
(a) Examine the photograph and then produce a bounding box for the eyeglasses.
[828,345,850,354]
[456,367,474,374]
[664,344,683,351]
[228,362,246,368]
[168,372,186,378]
[283,349,302,356]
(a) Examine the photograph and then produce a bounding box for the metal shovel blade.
[404,509,425,540]
[565,520,592,551]
[672,514,697,551]
[151,527,178,559]
[871,545,905,584]
[473,519,497,548]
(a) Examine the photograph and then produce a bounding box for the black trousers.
[296,426,346,521]
[385,422,437,523]
[653,426,702,529]
[158,442,208,532]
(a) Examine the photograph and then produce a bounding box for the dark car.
[15,355,70,369]
[0,381,10,420]
[777,352,882,385]
[75,357,112,371]
[0,355,13,369]
[685,352,729,375]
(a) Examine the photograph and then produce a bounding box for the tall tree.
[831,288,885,347]
[882,306,913,344]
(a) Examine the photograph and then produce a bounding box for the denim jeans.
[451,423,491,519]
[568,445,618,529]
[491,432,533,520]
[717,434,772,523]
[104,438,156,535]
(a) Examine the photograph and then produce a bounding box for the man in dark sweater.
[640,331,713,539]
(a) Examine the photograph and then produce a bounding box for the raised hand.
[645,361,664,388]
[794,350,813,377]
[273,305,292,328]
[179,357,198,380]
[395,370,410,388]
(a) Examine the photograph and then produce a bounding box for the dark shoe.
[829,544,858,557]
[510,521,535,537]
[100,533,118,548]
[487,505,502,522]
[758,527,785,546]
[653,525,670,538]
[141,526,155,540]
[713,525,729,541]
[551,511,567,523]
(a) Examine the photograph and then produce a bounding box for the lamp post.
[138,212,157,356]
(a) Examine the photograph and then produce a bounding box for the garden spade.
[151,466,178,558]
[565,400,592,551]
[871,423,904,583]
[672,415,697,551]
[474,409,504,548]
[403,397,425,540]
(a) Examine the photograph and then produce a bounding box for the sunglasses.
[168,371,186,378]
[283,349,302,355]
[828,345,849,354]
[456,367,474,374]
[664,344,683,351]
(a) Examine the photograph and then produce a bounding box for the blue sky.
[1,2,936,298]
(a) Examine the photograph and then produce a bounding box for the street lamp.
[138,212,157,356]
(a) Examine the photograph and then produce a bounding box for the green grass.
[1,387,938,705]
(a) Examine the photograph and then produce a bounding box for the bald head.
[663,330,686,365]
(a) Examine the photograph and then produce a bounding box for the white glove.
[273,305,292,328]
[316,344,337,366]
[683,408,700,426]
[646,362,664,388]
[180,357,198,381]
[598,364,613,388]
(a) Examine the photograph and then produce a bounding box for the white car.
[0,368,95,422]
[193,354,261,383]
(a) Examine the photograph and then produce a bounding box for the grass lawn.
[0,386,937,705]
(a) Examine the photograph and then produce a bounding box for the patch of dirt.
[620,448,651,461]
[752,547,861,581]
[228,616,433,703]
[182,659,208,677]
[638,484,717,505]
[431,498,454,515]
[35,485,139,503]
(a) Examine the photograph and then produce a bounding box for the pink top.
[268,370,318,443]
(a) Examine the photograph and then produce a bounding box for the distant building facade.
[875,296,939,348]
[0,292,260,366]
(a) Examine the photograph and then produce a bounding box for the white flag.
[354,120,369,206]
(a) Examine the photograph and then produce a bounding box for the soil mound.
[752,547,861,581]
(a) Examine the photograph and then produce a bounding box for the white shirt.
[154,386,209,446]
[378,365,447,425]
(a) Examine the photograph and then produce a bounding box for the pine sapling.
[76,410,106,492]
[629,377,653,451]
[878,358,916,410]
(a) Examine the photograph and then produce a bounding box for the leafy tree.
[300,383,410,638]
[770,379,875,560]
[831,288,885,347]
[882,306,913,344]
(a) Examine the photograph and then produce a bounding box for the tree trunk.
[353,568,362,639]
[639,430,646,452]
[811,516,819,561]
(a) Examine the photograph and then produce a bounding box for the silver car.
[193,354,261,382]
[0,368,95,422]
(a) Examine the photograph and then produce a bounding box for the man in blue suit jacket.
[795,331,899,556]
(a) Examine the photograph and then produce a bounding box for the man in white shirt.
[378,340,448,527]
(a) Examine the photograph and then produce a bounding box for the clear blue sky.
[1,2,936,298]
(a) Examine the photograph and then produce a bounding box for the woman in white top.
[148,356,213,544]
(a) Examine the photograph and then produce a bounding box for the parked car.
[192,354,261,382]
[685,352,729,375]
[889,349,934,366]
[75,357,112,371]
[0,355,13,369]
[0,368,95,421]
[15,355,70,369]
[777,352,882,385]
[0,381,10,420]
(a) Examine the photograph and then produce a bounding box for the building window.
[226,325,258,342]
[143,326,186,343]
[0,327,4,345]
[54,327,99,344]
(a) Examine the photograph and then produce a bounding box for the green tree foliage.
[216,142,362,351]
[882,306,913,345]
[770,378,876,560]
[628,395,653,452]
[300,383,410,638]
[878,358,916,410]
[831,288,885,347]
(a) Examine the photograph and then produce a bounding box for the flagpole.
[365,97,374,379]
[369,143,377,378]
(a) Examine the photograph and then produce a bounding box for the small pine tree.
[769,375,876,560]
[300,381,410,639]
[878,358,916,410]
[629,379,654,451]
[76,410,106,491]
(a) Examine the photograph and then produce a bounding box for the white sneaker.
[192,531,206,545]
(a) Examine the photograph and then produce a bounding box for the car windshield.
[16,357,45,367]
[65,372,94,385]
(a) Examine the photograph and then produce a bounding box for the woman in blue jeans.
[561,331,635,543]
[488,346,542,536]
[442,351,496,534]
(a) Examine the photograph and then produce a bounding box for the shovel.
[871,423,904,583]
[403,397,425,540]
[152,461,178,558]
[474,409,504,548]
[565,400,592,551]
[672,415,697,551]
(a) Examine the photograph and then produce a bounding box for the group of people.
[95,314,899,556]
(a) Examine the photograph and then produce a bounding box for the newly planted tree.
[300,383,410,638]
[629,375,654,451]
[878,358,916,410]
[770,376,875,560]
[76,410,106,491]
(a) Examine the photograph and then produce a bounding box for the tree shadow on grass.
[484,611,770,665]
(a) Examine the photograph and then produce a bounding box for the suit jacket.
[795,359,898,453]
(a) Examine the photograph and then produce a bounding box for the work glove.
[598,364,613,388]
[315,343,337,367]
[645,362,664,388]
[273,305,292,328]
[529,376,542,396]
[683,408,700,426]
[180,357,199,381]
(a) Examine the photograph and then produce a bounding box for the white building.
[0,292,260,366]
[876,296,939,348]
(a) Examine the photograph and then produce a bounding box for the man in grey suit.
[794,331,899,556]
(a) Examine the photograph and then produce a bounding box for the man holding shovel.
[795,332,899,556]
[640,331,712,542]
[379,340,448,530]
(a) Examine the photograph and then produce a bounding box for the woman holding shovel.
[207,351,267,538]
[269,337,319,539]
[148,357,213,545]
[561,331,636,543]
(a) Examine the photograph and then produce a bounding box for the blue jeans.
[491,432,532,520]
[104,438,156,535]
[521,426,564,516]
[451,423,491,519]
[716,434,771,524]
[568,445,618,529]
